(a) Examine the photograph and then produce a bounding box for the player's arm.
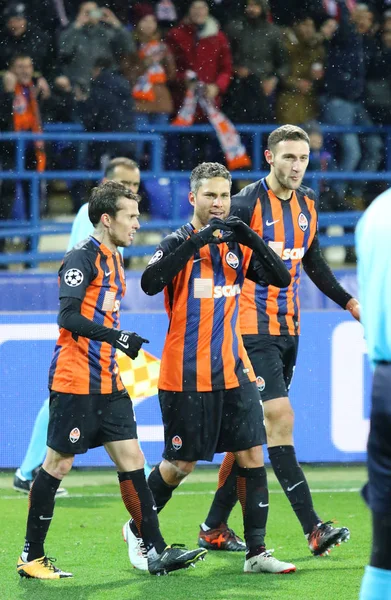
[58,251,148,358]
[225,216,291,288]
[245,253,290,288]
[302,233,360,319]
[141,218,232,295]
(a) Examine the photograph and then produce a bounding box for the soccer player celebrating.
[198,124,360,557]
[124,161,296,574]
[17,181,207,579]
[13,158,144,497]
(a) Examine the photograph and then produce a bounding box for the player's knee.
[269,415,294,439]
[118,451,145,472]
[176,460,196,477]
[43,453,74,480]
[163,459,195,484]
[235,445,264,468]
[265,403,294,437]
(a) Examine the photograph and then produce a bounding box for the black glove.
[225,215,258,248]
[226,215,291,288]
[110,330,149,360]
[190,217,233,249]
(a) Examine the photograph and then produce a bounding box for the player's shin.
[237,465,268,554]
[23,468,61,561]
[147,463,179,513]
[118,469,166,554]
[268,445,319,535]
[204,452,238,529]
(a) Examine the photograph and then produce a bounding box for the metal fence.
[1,124,390,266]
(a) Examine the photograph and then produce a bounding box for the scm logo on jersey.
[268,242,305,261]
[214,284,241,298]
[281,247,305,261]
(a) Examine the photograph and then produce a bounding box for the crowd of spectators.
[1,0,391,224]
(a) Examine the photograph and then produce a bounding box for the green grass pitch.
[0,465,370,600]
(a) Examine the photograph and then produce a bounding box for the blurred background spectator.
[276,13,325,124]
[320,0,382,208]
[223,0,287,124]
[0,55,47,266]
[131,2,175,166]
[268,0,326,26]
[104,0,178,31]
[173,0,248,25]
[45,76,77,124]
[58,2,134,89]
[22,0,75,31]
[0,3,54,79]
[165,0,232,167]
[365,14,391,124]
[166,0,232,117]
[304,120,338,211]
[75,55,135,168]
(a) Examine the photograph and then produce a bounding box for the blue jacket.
[78,69,134,132]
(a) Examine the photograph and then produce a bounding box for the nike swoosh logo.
[266,219,280,226]
[287,480,304,492]
[193,258,205,263]
[258,502,269,508]
[39,515,52,520]
[105,270,113,276]
[152,506,157,511]
[117,341,129,350]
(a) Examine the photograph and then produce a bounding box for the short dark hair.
[267,125,310,152]
[104,157,139,179]
[190,162,232,194]
[10,54,33,66]
[88,181,140,226]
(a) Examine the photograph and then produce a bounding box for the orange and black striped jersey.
[48,237,126,395]
[232,179,318,336]
[148,224,256,392]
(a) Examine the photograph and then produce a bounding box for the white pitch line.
[0,487,361,500]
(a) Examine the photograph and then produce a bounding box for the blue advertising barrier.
[0,311,370,468]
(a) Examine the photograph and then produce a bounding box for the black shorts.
[362,363,391,514]
[47,388,137,454]
[158,381,266,462]
[242,334,299,401]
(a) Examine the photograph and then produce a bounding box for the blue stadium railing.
[1,124,390,267]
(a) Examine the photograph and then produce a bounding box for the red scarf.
[172,78,251,171]
[13,82,46,172]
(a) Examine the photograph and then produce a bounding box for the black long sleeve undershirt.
[58,297,116,343]
[302,234,352,309]
[244,233,292,288]
[141,237,200,296]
